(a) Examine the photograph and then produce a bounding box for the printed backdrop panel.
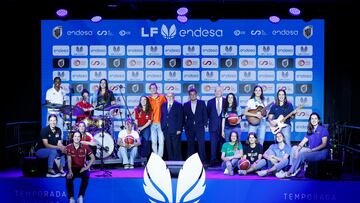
[42,19,324,141]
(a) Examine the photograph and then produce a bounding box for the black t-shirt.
[36,126,62,150]
[243,144,263,164]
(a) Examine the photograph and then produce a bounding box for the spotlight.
[91,16,102,23]
[177,7,189,16]
[56,9,68,18]
[177,15,188,24]
[289,7,301,16]
[269,16,281,24]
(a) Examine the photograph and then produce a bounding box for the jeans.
[248,118,266,146]
[150,123,164,157]
[256,158,289,172]
[139,126,151,158]
[278,125,291,146]
[118,146,138,165]
[221,158,239,171]
[289,146,328,174]
[36,148,65,169]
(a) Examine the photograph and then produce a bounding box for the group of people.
[38,77,330,202]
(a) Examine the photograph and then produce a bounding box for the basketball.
[227,113,239,125]
[124,135,135,145]
[239,159,250,170]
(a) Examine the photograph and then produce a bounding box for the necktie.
[217,98,221,116]
[168,104,172,112]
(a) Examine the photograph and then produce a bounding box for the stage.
[1,166,359,203]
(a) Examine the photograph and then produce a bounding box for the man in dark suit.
[183,88,208,165]
[161,92,183,161]
[207,86,225,166]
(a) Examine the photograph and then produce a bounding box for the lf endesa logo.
[141,24,223,39]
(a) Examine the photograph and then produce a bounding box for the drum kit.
[43,103,123,159]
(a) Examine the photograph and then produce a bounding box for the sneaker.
[46,170,61,178]
[69,198,75,203]
[275,170,286,178]
[291,167,302,177]
[124,164,130,169]
[223,168,229,175]
[257,170,267,177]
[77,196,83,203]
[59,170,67,177]
[238,170,247,175]
[129,164,134,169]
[226,164,233,176]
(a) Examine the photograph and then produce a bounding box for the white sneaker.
[238,170,247,175]
[223,168,229,175]
[124,164,130,169]
[275,170,286,178]
[77,196,83,203]
[129,165,134,169]
[292,167,302,177]
[69,198,75,203]
[257,170,267,177]
[46,170,61,178]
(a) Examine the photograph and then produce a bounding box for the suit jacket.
[183,99,208,131]
[161,101,184,134]
[207,97,225,132]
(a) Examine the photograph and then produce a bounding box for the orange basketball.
[124,135,135,145]
[239,159,250,170]
[227,113,239,125]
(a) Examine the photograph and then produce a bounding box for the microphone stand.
[95,103,112,177]
[119,85,133,126]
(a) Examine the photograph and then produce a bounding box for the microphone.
[69,84,75,94]
[119,84,125,89]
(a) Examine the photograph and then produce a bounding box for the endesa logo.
[141,24,223,39]
[272,29,299,36]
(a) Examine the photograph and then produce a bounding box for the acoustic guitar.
[246,101,274,125]
[269,104,305,134]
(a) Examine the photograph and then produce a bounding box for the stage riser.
[1,178,359,202]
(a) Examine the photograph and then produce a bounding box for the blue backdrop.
[41,19,324,141]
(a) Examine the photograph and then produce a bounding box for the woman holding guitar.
[268,89,294,145]
[243,85,268,146]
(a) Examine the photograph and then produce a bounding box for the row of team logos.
[52,45,314,57]
[60,82,313,97]
[53,57,313,69]
[52,70,314,82]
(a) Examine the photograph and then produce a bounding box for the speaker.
[305,160,342,180]
[21,156,48,177]
[165,161,184,177]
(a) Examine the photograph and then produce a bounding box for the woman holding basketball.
[221,131,243,176]
[117,119,141,169]
[238,132,263,175]
[221,93,242,142]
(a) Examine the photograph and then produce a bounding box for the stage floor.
[1,167,359,203]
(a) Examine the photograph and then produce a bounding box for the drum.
[93,116,112,130]
[82,117,95,128]
[93,132,114,159]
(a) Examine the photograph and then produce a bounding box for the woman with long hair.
[220,131,243,176]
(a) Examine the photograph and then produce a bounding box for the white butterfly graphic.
[161,24,176,39]
[143,153,206,203]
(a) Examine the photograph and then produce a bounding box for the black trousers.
[66,168,90,198]
[164,130,182,161]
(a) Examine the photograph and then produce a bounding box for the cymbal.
[43,103,64,109]
[104,104,124,111]
[60,105,84,116]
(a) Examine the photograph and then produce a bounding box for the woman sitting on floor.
[221,131,243,176]
[256,132,291,177]
[238,132,263,175]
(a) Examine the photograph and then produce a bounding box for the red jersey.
[135,107,152,127]
[66,143,93,168]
